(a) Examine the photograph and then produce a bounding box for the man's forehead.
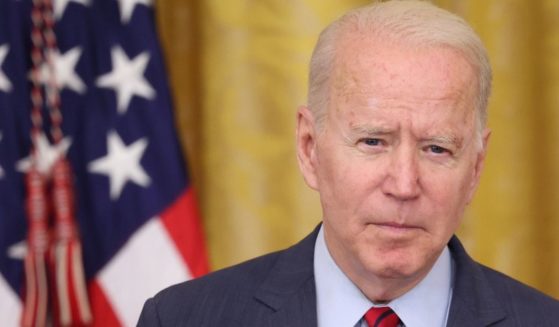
[330,38,476,103]
[335,35,467,74]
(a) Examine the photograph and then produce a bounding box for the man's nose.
[381,145,421,201]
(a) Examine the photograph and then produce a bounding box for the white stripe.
[0,271,22,327]
[98,217,193,327]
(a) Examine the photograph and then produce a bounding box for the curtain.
[156,0,559,298]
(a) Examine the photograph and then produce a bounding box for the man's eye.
[428,145,448,154]
[363,138,381,146]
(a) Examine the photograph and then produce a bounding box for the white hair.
[308,0,492,137]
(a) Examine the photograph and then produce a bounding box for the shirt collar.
[388,242,453,327]
[314,226,372,327]
[314,225,453,327]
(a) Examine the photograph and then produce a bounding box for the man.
[138,1,559,326]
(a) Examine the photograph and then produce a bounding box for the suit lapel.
[264,277,317,327]
[247,230,509,327]
[252,226,320,327]
[446,236,507,326]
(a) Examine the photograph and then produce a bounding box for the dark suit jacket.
[137,226,559,326]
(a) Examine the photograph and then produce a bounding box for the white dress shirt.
[314,226,454,327]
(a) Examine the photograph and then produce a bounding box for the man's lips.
[370,222,423,231]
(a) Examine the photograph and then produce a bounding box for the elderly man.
[138,1,559,326]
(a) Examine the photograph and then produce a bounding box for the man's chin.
[375,263,422,280]
[353,258,427,302]
[359,250,426,280]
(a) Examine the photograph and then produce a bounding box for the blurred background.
[156,0,559,298]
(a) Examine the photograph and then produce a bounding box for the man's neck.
[314,226,454,327]
[323,228,441,302]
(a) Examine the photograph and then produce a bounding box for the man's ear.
[296,106,319,190]
[466,128,491,204]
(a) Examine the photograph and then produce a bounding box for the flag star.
[7,240,26,260]
[16,133,72,176]
[54,0,90,20]
[0,44,12,93]
[36,47,86,94]
[96,46,155,114]
[117,0,152,24]
[88,131,151,200]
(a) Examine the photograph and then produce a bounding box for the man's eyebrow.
[347,125,465,148]
[425,135,464,148]
[348,124,392,135]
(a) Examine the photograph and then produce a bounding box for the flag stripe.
[98,217,192,326]
[0,270,21,326]
[161,189,209,277]
[89,280,122,327]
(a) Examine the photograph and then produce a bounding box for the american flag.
[0,0,209,326]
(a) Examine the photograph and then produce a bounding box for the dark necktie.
[364,306,401,327]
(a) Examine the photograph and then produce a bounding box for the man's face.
[297,37,489,299]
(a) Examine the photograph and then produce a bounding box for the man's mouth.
[371,222,422,233]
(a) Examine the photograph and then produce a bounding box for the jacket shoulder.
[479,264,559,322]
[448,236,559,326]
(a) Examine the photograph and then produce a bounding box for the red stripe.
[160,188,210,277]
[89,281,122,327]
